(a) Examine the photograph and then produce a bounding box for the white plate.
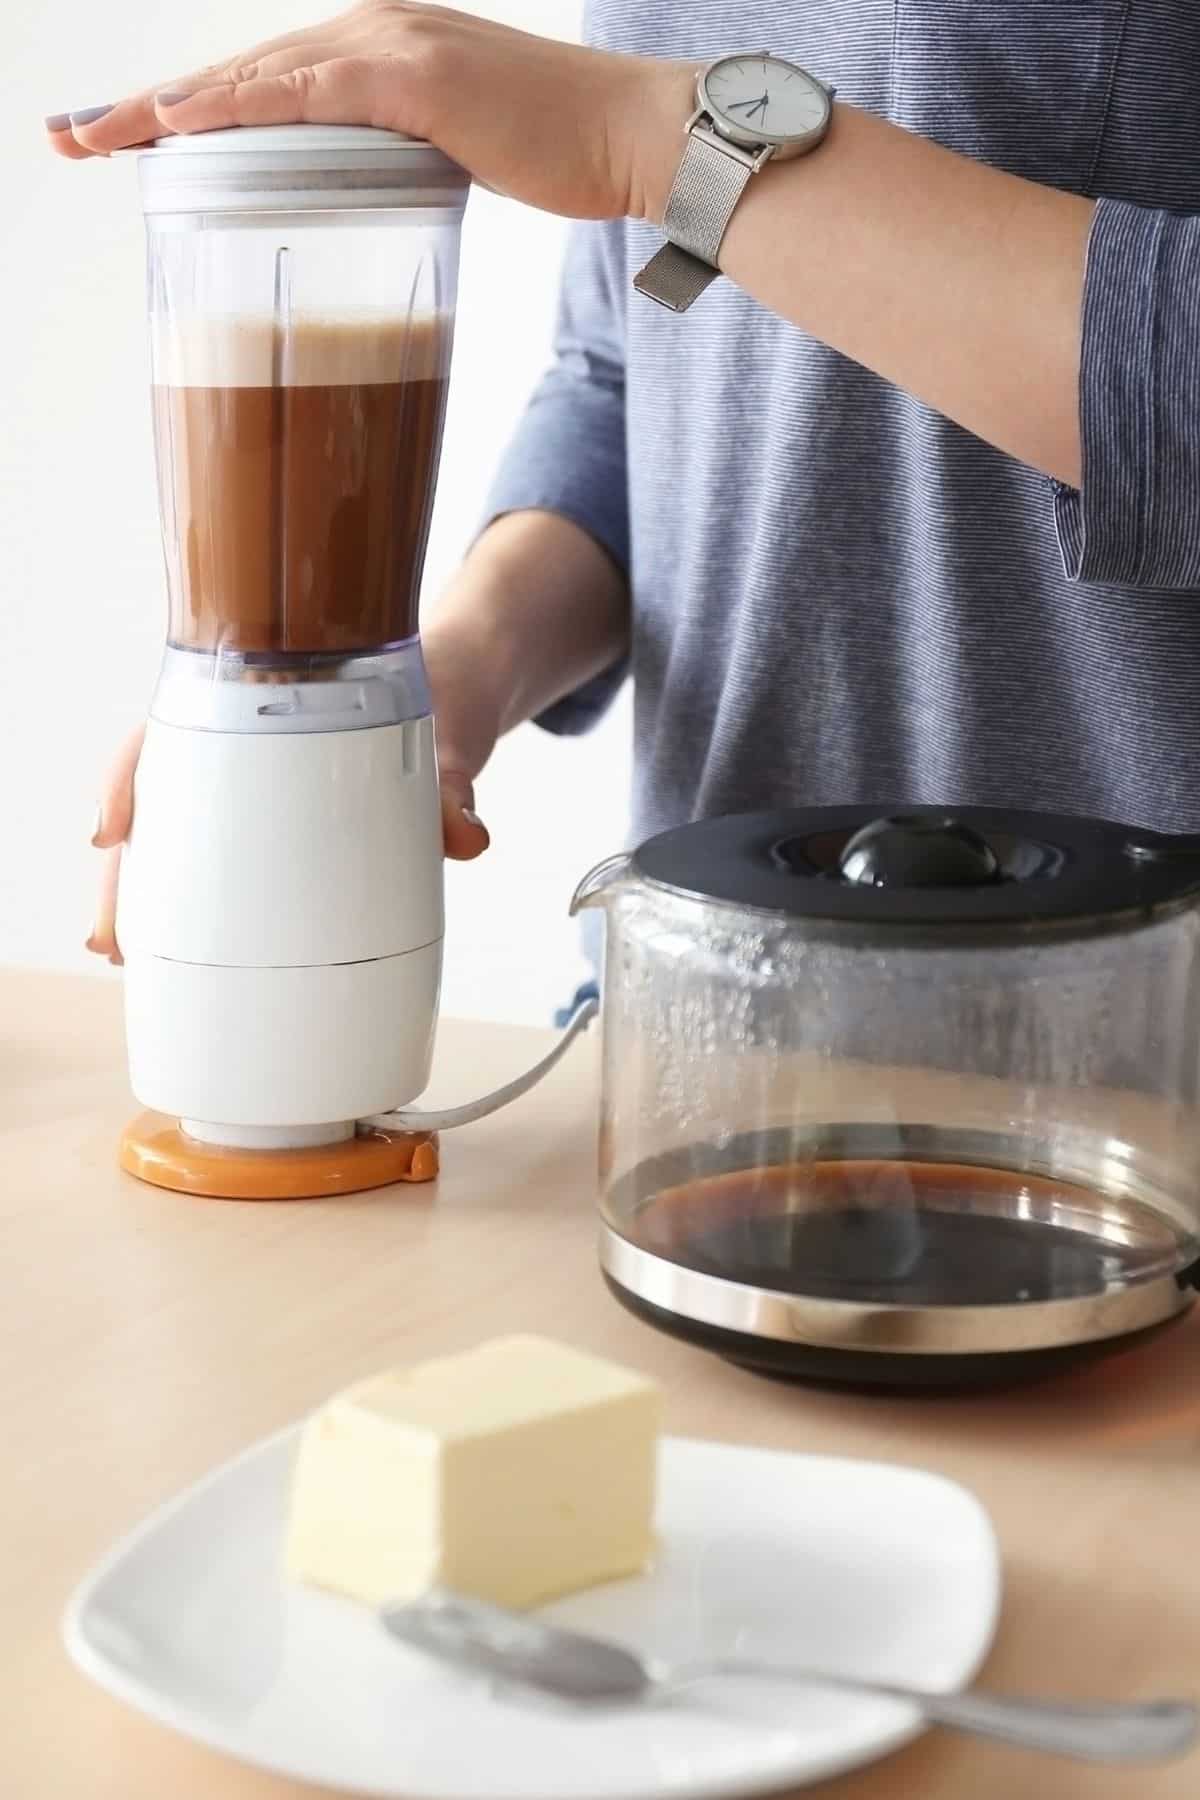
[65,1433,1000,1800]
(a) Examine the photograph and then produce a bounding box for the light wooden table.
[4,967,1200,1800]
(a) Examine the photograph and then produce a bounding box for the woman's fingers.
[86,725,144,963]
[440,769,490,862]
[43,119,95,160]
[87,846,124,963]
[147,55,409,138]
[45,19,339,157]
[92,724,145,850]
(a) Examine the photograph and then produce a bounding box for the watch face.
[700,54,831,149]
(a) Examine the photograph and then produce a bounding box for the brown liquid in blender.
[632,1160,1170,1306]
[152,316,450,656]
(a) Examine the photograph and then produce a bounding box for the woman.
[49,2,1200,964]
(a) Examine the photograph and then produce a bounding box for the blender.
[115,126,591,1200]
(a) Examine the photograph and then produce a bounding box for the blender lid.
[135,124,468,211]
[632,805,1200,929]
[144,125,447,156]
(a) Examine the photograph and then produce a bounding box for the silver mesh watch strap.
[632,242,721,313]
[633,127,753,314]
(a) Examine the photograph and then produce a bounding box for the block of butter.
[284,1335,662,1610]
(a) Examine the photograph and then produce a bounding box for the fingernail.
[91,805,104,846]
[155,92,191,107]
[462,808,485,830]
[69,105,114,127]
[44,112,74,131]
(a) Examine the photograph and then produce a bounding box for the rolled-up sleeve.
[1055,197,1200,588]
[481,219,630,736]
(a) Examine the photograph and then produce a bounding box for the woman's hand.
[87,726,145,965]
[86,681,495,965]
[46,2,689,225]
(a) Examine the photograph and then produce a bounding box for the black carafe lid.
[632,807,1200,930]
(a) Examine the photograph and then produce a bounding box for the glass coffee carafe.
[575,808,1200,1387]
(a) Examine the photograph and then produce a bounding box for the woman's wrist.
[618,62,697,225]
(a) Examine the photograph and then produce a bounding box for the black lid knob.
[838,815,1003,889]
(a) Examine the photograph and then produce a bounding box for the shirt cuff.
[481,371,630,580]
[1055,197,1200,589]
[480,373,630,737]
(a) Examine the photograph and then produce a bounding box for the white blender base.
[180,1121,356,1150]
[119,717,443,968]
[124,943,441,1131]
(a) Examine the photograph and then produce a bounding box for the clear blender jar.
[118,129,468,1178]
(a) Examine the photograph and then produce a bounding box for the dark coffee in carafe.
[152,314,451,657]
[633,1159,1174,1307]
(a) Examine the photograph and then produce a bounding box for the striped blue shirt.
[486,1,1200,840]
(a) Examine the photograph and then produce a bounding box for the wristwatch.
[634,53,834,314]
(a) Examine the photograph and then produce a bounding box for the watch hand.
[728,91,770,116]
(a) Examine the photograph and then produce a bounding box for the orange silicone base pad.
[119,1112,439,1200]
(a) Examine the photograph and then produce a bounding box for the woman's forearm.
[642,98,1092,486]
[423,508,629,756]
[54,14,1094,484]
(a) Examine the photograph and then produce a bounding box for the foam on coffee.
[152,311,450,387]
[152,313,452,656]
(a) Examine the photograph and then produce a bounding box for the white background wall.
[0,0,631,1025]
